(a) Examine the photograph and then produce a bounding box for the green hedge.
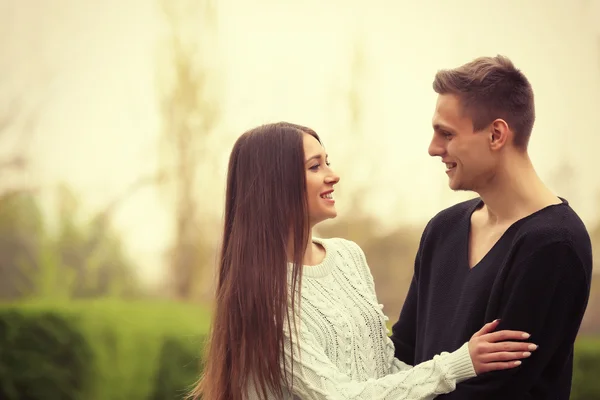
[572,337,600,400]
[1,301,598,399]
[0,300,210,400]
[0,309,92,399]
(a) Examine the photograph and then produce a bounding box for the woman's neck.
[286,229,326,266]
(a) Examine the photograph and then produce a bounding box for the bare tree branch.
[0,155,26,170]
[0,87,47,172]
[0,186,40,199]
[0,98,20,134]
[96,168,173,221]
[156,0,221,300]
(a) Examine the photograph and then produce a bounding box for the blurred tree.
[326,36,373,215]
[581,190,600,334]
[156,0,221,301]
[0,94,41,198]
[0,185,139,301]
[0,191,44,299]
[0,1,46,198]
[53,185,139,299]
[0,100,27,170]
[0,4,138,300]
[317,36,419,318]
[0,23,45,298]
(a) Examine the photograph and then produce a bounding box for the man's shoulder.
[515,201,591,250]
[512,201,593,275]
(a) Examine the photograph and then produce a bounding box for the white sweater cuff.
[442,342,477,383]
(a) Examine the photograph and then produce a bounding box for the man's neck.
[475,155,561,225]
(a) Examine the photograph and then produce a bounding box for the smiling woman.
[303,133,340,225]
[189,121,538,400]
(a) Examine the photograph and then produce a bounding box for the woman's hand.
[468,319,538,374]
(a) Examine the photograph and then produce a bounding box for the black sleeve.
[437,242,590,399]
[389,247,421,365]
[390,220,434,366]
[390,274,417,364]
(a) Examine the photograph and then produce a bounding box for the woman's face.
[303,133,340,227]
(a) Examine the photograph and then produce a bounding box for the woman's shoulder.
[313,236,362,253]
[312,236,370,280]
[313,236,378,299]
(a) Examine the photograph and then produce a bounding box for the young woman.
[190,122,537,400]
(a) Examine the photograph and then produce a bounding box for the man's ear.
[489,119,510,150]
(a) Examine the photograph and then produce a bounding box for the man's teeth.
[446,163,456,169]
[321,193,333,199]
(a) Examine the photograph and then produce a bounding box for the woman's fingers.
[477,360,524,373]
[478,350,532,363]
[480,329,531,343]
[472,319,500,337]
[469,321,539,375]
[472,340,537,355]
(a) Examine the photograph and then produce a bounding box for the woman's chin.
[310,212,338,227]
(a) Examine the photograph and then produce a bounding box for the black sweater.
[390,198,593,399]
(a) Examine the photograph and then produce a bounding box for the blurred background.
[1,0,599,399]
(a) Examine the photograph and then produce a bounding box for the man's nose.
[428,136,445,157]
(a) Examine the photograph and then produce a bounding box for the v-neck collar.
[462,197,568,271]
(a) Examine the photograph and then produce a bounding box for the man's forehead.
[433,95,469,127]
[435,94,461,113]
[431,107,451,127]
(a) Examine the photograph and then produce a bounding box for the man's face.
[429,94,496,192]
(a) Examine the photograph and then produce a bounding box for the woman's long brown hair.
[189,122,321,400]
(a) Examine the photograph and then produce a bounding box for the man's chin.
[449,182,467,192]
[448,176,468,191]
[449,183,473,193]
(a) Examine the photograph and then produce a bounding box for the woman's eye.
[309,164,320,170]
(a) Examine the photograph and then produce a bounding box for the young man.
[390,55,593,399]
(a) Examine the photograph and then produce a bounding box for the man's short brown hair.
[433,55,535,150]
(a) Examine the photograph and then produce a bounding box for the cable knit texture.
[248,237,476,399]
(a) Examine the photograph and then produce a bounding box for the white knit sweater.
[249,237,476,400]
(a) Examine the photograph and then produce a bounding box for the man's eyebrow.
[433,123,452,132]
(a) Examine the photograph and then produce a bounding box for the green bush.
[150,336,206,400]
[572,337,600,400]
[0,300,210,400]
[4,300,596,399]
[0,309,93,399]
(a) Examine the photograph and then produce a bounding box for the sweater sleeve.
[345,238,417,365]
[436,242,590,399]
[280,324,476,400]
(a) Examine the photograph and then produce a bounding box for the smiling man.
[390,55,593,399]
